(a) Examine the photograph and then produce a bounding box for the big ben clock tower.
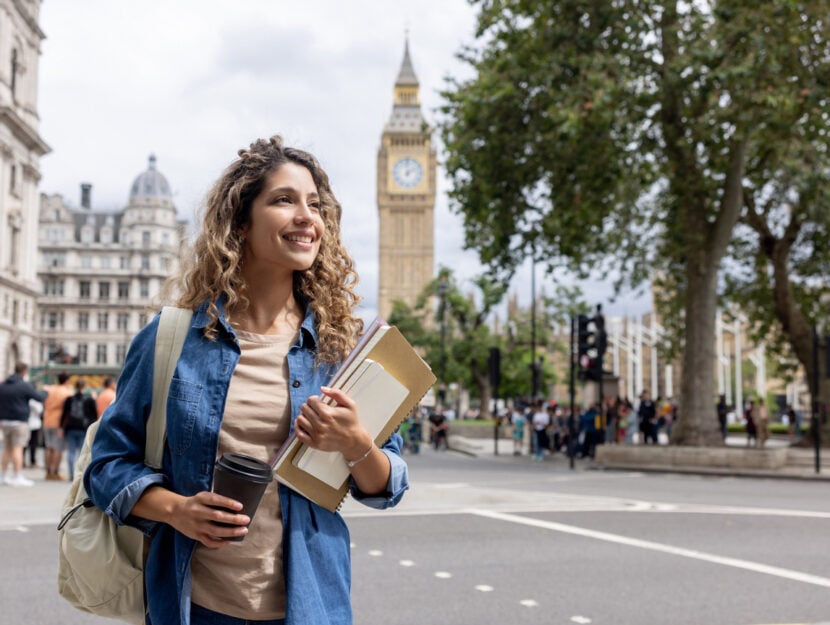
[377,39,437,320]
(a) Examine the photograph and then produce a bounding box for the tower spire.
[395,36,419,88]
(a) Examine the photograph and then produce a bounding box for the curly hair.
[162,136,363,364]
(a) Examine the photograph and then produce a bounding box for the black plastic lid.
[215,453,274,483]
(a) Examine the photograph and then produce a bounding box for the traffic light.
[576,310,606,382]
[577,314,595,381]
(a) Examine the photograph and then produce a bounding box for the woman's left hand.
[295,386,373,459]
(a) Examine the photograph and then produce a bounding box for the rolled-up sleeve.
[350,432,409,509]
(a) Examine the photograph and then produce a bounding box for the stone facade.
[0,0,49,375]
[36,156,187,369]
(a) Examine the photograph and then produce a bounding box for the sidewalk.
[447,432,830,481]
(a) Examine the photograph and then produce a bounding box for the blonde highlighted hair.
[163,136,362,363]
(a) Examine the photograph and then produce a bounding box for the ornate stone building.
[376,39,437,320]
[36,156,187,368]
[0,0,49,375]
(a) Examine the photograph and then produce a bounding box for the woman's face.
[241,162,325,277]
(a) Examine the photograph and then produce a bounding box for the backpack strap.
[145,306,193,470]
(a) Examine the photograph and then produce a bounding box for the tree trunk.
[768,249,830,446]
[671,252,723,446]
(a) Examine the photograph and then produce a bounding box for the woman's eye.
[274,196,291,204]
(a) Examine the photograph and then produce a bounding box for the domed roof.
[129,154,172,203]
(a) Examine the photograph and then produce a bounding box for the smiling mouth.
[285,234,314,244]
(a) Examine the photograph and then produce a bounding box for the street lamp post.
[437,278,448,407]
[530,256,539,399]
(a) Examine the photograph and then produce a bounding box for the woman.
[85,136,409,625]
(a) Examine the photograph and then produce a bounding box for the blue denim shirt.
[84,301,409,625]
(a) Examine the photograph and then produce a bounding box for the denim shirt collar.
[190,296,319,348]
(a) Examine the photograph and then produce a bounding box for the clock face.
[392,157,424,188]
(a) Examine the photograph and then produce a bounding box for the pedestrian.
[638,390,657,444]
[744,399,757,447]
[0,362,48,487]
[85,136,409,625]
[95,376,116,419]
[60,378,96,480]
[531,399,549,461]
[26,397,44,468]
[511,406,526,456]
[716,394,728,442]
[42,371,74,480]
[755,397,770,448]
[578,402,599,458]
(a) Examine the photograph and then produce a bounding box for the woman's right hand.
[133,487,250,548]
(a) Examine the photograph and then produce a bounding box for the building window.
[101,229,112,244]
[81,256,92,269]
[118,281,130,300]
[78,312,89,331]
[96,343,107,365]
[44,253,66,268]
[98,281,110,300]
[141,255,150,270]
[77,343,88,364]
[142,231,151,248]
[48,311,58,329]
[138,313,148,328]
[81,228,94,243]
[43,280,65,296]
[79,281,91,299]
[97,312,108,331]
[120,256,130,270]
[116,344,128,364]
[117,312,129,331]
[139,279,149,298]
[100,256,111,269]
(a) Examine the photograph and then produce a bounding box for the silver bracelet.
[346,443,374,468]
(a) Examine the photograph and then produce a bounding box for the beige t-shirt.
[190,329,295,620]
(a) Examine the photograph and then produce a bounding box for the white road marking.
[469,509,830,589]
[399,560,415,567]
[570,616,592,624]
[519,599,538,607]
[0,526,29,532]
[434,571,452,579]
[475,584,494,592]
[368,550,383,557]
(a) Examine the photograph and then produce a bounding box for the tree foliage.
[438,0,830,445]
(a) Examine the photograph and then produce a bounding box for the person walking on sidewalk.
[60,378,97,480]
[42,372,74,480]
[0,362,48,487]
[755,397,770,449]
[95,376,116,419]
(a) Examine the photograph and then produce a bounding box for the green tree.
[389,268,508,418]
[438,0,829,445]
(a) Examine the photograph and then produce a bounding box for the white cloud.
[37,0,648,322]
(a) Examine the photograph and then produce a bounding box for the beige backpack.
[57,307,192,624]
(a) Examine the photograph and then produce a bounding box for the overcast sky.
[37,0,651,322]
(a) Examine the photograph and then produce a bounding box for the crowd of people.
[0,362,116,486]
[498,390,681,461]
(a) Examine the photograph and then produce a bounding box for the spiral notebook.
[272,319,436,512]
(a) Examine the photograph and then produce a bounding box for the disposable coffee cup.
[211,453,273,541]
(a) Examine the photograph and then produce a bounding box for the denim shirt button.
[292,379,301,388]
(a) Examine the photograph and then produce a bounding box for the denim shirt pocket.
[166,378,203,455]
